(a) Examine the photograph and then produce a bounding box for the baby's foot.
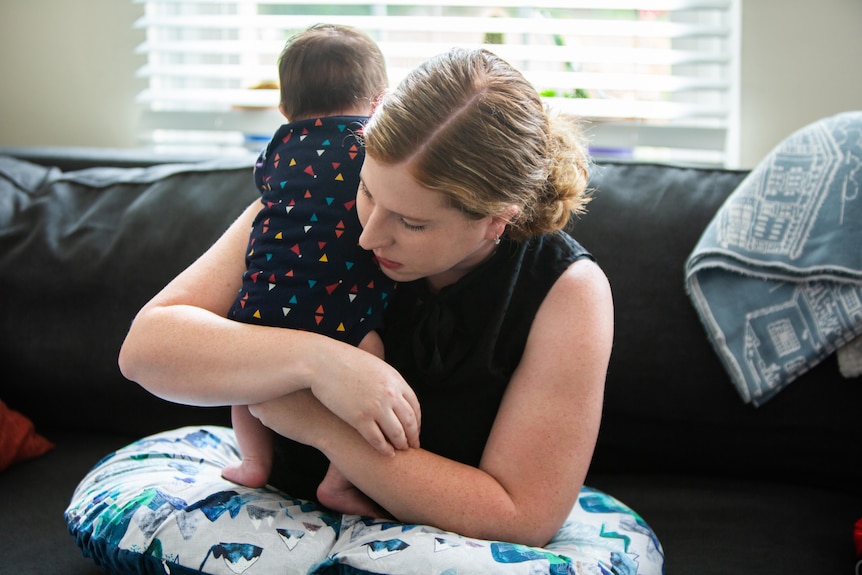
[317,474,389,518]
[221,459,270,488]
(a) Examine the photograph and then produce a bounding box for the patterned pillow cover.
[65,426,664,575]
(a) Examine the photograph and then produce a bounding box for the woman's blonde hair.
[363,48,591,241]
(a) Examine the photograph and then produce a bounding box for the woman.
[118,47,613,548]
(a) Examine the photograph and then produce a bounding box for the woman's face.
[357,155,499,291]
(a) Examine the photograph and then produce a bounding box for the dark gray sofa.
[1,146,860,575]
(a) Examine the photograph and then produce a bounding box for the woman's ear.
[489,204,521,240]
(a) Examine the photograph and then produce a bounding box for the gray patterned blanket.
[685,111,862,405]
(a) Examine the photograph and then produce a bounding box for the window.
[134,0,740,165]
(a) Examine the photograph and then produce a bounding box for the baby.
[221,23,403,517]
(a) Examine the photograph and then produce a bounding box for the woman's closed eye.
[400,220,425,232]
[361,181,427,232]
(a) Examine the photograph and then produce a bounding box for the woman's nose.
[358,209,389,250]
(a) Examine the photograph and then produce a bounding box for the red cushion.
[0,400,55,472]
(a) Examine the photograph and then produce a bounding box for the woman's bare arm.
[118,201,420,453]
[251,258,612,546]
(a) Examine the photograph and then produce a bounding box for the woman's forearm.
[252,391,563,547]
[327,432,542,544]
[119,303,323,406]
[121,300,420,456]
[118,200,370,409]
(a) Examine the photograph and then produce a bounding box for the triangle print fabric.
[229,116,395,346]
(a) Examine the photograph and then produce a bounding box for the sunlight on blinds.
[133,0,739,165]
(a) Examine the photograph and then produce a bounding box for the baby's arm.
[313,329,407,516]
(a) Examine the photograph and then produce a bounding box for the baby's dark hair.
[278,24,388,120]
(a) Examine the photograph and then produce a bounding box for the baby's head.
[277,24,388,121]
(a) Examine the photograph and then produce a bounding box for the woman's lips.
[374,256,402,271]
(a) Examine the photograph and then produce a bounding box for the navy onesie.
[228,116,395,346]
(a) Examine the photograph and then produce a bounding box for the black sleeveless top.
[269,231,594,501]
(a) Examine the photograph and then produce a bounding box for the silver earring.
[494,234,501,245]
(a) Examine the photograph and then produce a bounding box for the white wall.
[1,0,860,167]
[739,0,862,167]
[0,0,145,148]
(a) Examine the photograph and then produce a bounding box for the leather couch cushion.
[0,156,257,436]
[575,162,862,487]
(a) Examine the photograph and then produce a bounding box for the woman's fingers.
[309,358,421,455]
[359,423,395,456]
[395,395,421,448]
[359,397,420,455]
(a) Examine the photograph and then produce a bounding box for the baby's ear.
[370,90,390,114]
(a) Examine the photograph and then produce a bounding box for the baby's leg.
[222,404,274,488]
[357,329,385,360]
[316,463,389,518]
[315,330,389,516]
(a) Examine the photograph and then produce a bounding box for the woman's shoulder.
[541,231,606,284]
[540,229,592,256]
[518,231,595,277]
[514,232,609,327]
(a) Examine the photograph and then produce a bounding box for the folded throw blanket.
[685,111,862,406]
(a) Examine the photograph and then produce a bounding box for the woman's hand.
[308,348,421,456]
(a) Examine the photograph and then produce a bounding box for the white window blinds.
[134,0,739,165]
